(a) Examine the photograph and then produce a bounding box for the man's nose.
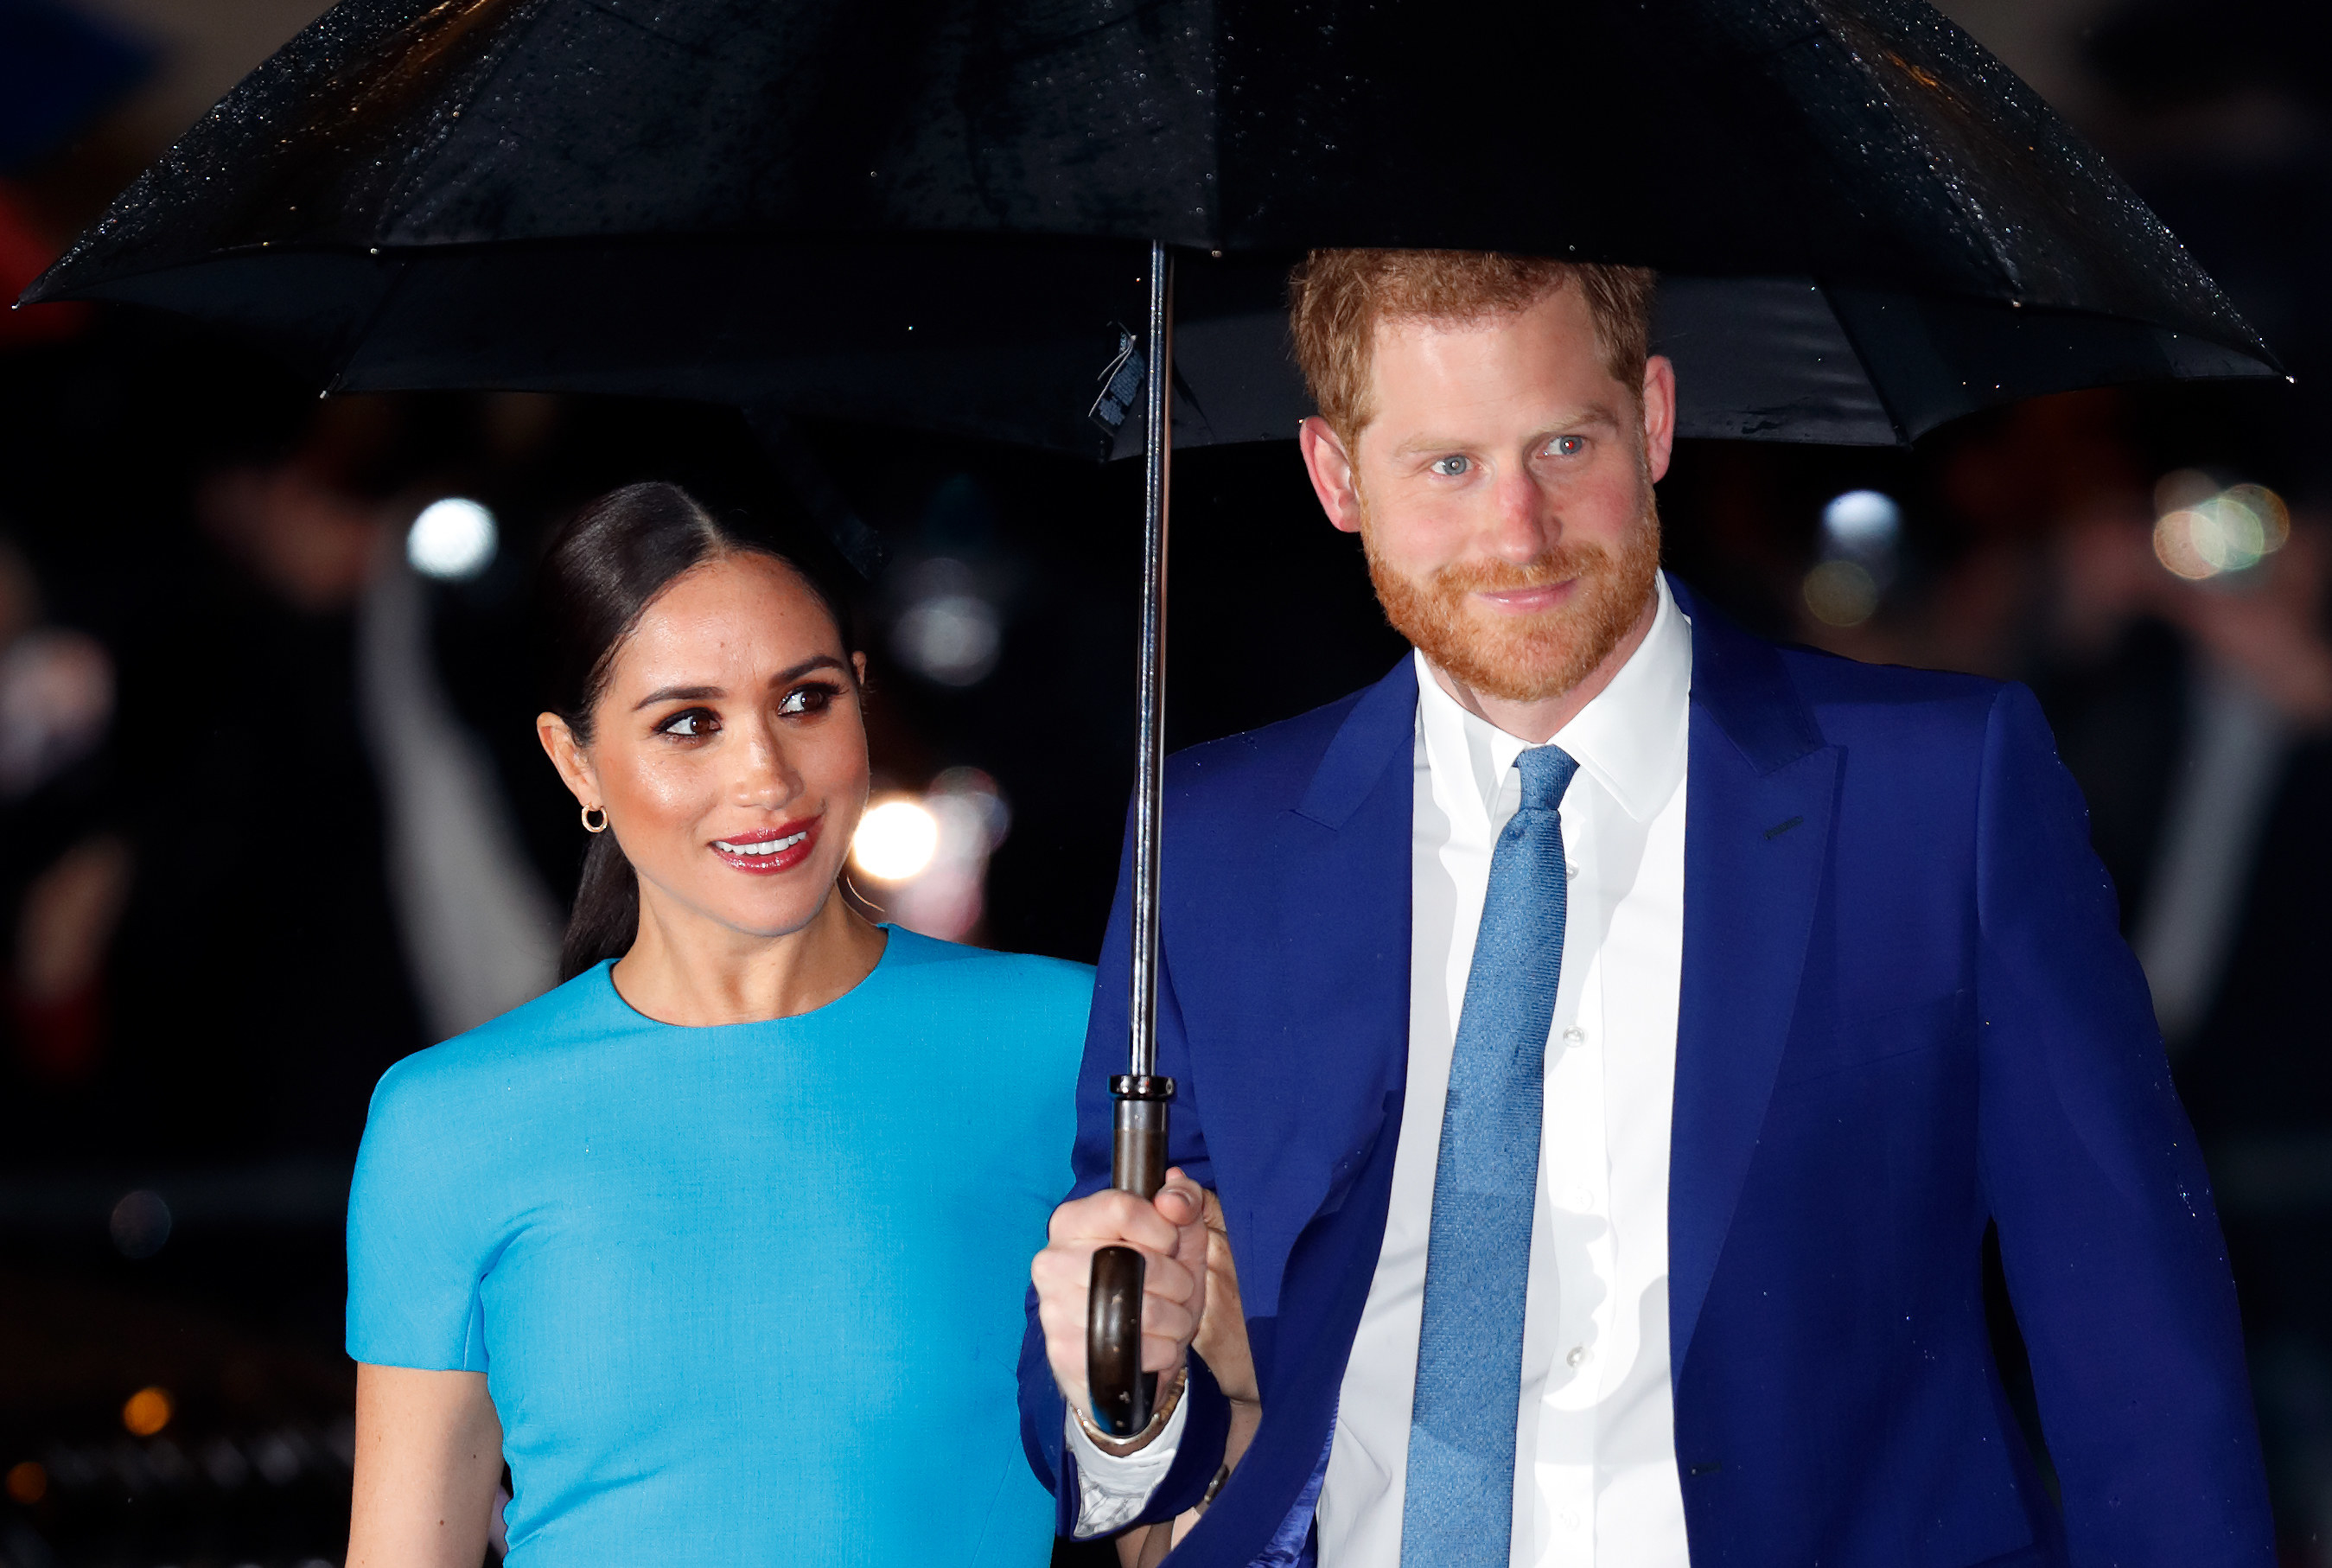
[1484,465,1555,563]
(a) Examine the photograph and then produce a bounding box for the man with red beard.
[1020,252,2271,1568]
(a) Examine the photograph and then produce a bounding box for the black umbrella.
[24,0,2279,1436]
[24,0,2278,455]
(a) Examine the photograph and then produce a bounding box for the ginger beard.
[1362,494,1663,704]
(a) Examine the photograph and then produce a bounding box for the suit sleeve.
[1018,810,1233,1535]
[1974,682,2274,1565]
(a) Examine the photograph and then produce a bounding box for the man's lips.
[709,818,819,874]
[1472,578,1577,614]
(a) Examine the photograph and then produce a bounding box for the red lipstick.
[708,817,819,875]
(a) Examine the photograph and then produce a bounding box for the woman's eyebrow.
[633,683,725,711]
[766,654,849,685]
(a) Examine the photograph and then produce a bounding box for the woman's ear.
[851,650,869,688]
[536,712,600,808]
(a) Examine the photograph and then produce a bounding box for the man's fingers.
[1035,1239,1199,1306]
[1142,1330,1195,1374]
[1035,1178,1220,1411]
[1137,1296,1198,1348]
[1048,1188,1185,1255]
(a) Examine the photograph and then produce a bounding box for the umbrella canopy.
[25,0,2276,452]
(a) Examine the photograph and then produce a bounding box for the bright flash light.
[2152,478,2290,581]
[852,798,940,882]
[1822,489,1901,551]
[407,497,499,580]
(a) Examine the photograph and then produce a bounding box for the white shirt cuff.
[1066,1392,1188,1539]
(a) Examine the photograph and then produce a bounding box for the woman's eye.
[778,683,838,717]
[1545,435,1588,458]
[1430,456,1472,477]
[659,709,717,738]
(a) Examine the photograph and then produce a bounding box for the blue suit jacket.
[1019,577,2273,1567]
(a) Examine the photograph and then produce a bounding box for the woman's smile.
[710,817,819,875]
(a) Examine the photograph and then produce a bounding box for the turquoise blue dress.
[346,928,1091,1566]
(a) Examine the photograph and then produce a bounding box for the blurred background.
[1,0,2329,1563]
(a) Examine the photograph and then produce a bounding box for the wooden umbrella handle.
[1086,1073,1175,1436]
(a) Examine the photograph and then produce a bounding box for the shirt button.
[1566,1345,1590,1367]
[1563,1025,1586,1043]
[1568,1184,1595,1208]
[1565,860,1580,879]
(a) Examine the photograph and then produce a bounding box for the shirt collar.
[1414,571,1692,825]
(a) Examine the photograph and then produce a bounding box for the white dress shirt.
[1075,577,1693,1567]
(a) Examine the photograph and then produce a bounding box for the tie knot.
[1513,744,1579,812]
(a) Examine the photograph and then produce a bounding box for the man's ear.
[1641,355,1678,485]
[537,712,600,810]
[1298,417,1366,535]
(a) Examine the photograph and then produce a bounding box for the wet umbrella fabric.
[25,0,2277,452]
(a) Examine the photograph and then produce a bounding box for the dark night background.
[3,0,2331,1563]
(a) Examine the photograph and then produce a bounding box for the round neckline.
[596,924,900,1031]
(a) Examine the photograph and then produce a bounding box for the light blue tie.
[1402,743,1578,1565]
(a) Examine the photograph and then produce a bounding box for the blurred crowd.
[2,0,2331,1564]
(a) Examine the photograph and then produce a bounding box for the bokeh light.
[252,1431,303,1485]
[890,557,1004,686]
[851,798,940,882]
[406,497,500,580]
[4,1461,44,1504]
[121,1386,173,1437]
[1803,559,1880,627]
[109,1189,171,1259]
[2151,473,2290,581]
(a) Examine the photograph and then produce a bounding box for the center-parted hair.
[533,481,856,981]
[1286,251,1658,445]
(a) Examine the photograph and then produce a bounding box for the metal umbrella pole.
[1086,239,1177,1437]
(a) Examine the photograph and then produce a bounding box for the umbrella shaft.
[1129,241,1173,1081]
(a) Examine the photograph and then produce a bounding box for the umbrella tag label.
[1089,327,1147,434]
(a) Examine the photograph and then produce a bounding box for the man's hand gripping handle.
[1089,1074,1176,1436]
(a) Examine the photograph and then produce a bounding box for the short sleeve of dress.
[347,1053,496,1373]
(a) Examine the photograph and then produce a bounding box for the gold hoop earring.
[581,806,608,834]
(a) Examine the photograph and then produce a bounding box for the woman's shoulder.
[872,930,1094,1048]
[876,927,1094,1003]
[871,930,1092,1105]
[367,964,629,1123]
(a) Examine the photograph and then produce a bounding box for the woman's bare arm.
[348,1364,505,1568]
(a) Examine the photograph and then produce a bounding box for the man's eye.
[659,709,716,738]
[779,683,838,717]
[1430,456,1472,477]
[1545,435,1588,458]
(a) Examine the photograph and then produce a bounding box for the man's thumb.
[1154,1168,1204,1227]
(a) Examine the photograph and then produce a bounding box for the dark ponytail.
[534,481,854,981]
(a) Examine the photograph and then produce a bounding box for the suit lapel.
[1269,659,1418,1226]
[1195,658,1418,1325]
[1666,579,1842,1376]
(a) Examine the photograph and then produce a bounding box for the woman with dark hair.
[340,482,1090,1566]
